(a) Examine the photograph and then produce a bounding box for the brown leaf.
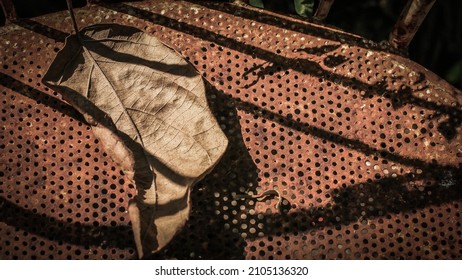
[42,24,228,258]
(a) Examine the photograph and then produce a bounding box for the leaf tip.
[128,201,144,259]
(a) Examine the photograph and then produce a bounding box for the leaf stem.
[66,0,80,34]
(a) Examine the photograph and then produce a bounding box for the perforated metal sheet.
[0,0,461,260]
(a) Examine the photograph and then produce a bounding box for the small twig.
[66,0,80,34]
[234,189,283,211]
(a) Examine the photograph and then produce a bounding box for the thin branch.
[66,0,80,34]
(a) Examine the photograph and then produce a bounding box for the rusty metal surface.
[0,0,461,260]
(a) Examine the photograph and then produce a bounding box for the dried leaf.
[43,24,228,258]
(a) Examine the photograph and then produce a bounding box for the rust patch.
[0,0,461,259]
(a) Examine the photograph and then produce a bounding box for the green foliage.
[294,0,314,17]
[249,0,264,9]
[446,60,462,88]
[249,0,314,17]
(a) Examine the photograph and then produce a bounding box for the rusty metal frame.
[389,0,437,49]
[314,0,334,21]
[0,0,17,23]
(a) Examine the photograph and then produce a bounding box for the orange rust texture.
[0,0,461,259]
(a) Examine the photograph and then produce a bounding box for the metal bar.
[314,0,335,20]
[0,0,17,22]
[389,0,437,49]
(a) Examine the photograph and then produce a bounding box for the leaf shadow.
[254,170,462,248]
[15,18,68,43]
[149,83,462,259]
[295,44,341,56]
[105,2,462,141]
[13,4,462,141]
[242,61,278,88]
[235,98,455,171]
[228,100,462,257]
[0,195,135,252]
[81,24,198,78]
[0,73,206,257]
[2,2,462,259]
[148,81,260,259]
[2,72,461,259]
[0,73,135,251]
[187,0,395,54]
[14,20,199,79]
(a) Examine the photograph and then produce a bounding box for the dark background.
[328,0,462,90]
[1,0,461,89]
